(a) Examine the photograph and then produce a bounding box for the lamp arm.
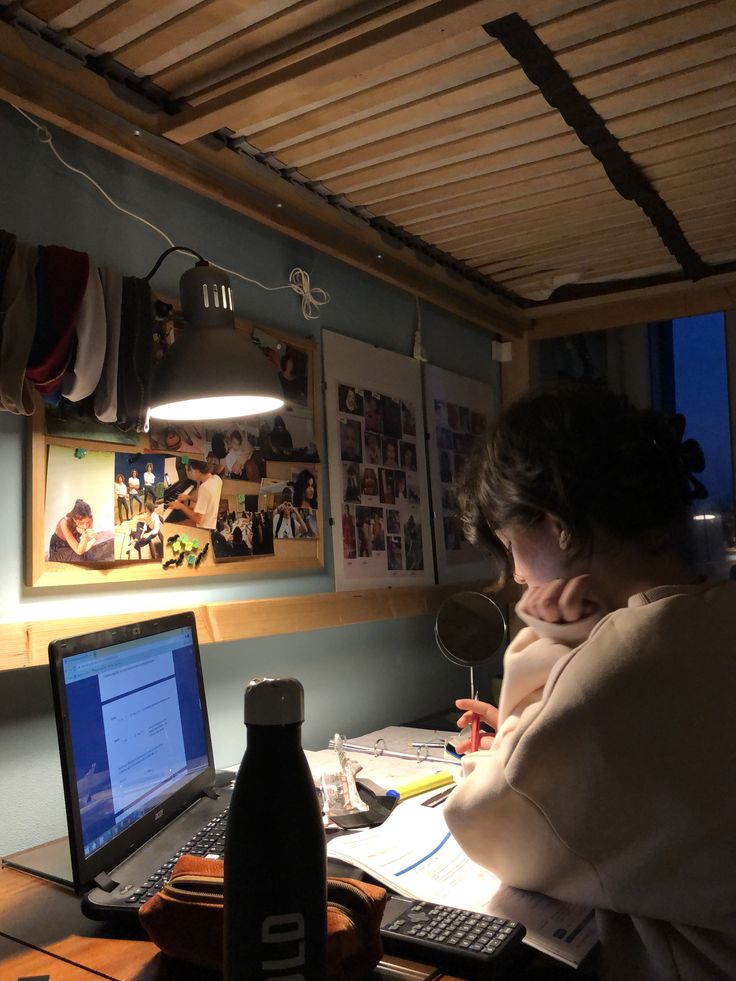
[144,246,207,281]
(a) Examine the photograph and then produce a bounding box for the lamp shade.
[149,263,284,421]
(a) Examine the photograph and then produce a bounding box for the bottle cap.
[244,677,304,726]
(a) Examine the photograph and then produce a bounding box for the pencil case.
[139,854,387,980]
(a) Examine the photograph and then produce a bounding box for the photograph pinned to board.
[260,403,319,463]
[324,330,433,590]
[146,420,205,457]
[424,363,497,583]
[204,423,265,481]
[44,445,115,565]
[112,451,166,561]
[211,492,274,562]
[160,455,223,533]
[252,326,310,407]
[260,472,319,540]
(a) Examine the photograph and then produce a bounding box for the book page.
[326,795,597,967]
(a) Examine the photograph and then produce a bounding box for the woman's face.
[363,470,377,494]
[131,470,138,478]
[304,477,315,500]
[74,516,93,532]
[147,464,153,471]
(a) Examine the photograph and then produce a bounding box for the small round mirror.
[435,592,507,697]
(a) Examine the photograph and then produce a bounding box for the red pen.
[470,689,481,752]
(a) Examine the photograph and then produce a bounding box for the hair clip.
[175,552,186,567]
[163,558,177,569]
[167,534,180,545]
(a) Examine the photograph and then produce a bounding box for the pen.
[385,771,454,801]
[470,690,481,753]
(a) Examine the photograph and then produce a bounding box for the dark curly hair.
[459,387,706,585]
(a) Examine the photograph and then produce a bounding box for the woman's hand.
[517,575,602,624]
[455,698,499,753]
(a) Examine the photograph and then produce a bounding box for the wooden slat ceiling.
[8,0,736,308]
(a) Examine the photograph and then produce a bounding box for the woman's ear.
[543,513,571,552]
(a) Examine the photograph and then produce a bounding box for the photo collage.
[434,399,487,559]
[338,384,424,575]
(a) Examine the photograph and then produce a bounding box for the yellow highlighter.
[385,771,454,802]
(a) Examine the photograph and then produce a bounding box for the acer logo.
[154,808,164,821]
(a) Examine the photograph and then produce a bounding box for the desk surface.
[0,866,466,981]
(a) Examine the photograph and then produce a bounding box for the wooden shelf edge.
[1,582,516,671]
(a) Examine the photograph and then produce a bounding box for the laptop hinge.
[203,786,220,800]
[93,871,119,892]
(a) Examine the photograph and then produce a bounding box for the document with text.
[327,794,598,967]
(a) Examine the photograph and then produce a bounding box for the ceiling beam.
[0,22,527,338]
[529,269,736,338]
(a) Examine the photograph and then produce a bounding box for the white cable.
[11,104,330,319]
[13,105,176,248]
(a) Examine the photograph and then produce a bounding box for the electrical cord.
[11,105,331,320]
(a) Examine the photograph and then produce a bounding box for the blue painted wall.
[0,100,499,854]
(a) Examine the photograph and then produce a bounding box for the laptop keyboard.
[125,806,229,906]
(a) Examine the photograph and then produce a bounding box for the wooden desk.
[0,867,465,981]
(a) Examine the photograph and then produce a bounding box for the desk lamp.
[435,592,507,752]
[146,247,284,421]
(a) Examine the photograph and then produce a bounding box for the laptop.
[46,611,232,921]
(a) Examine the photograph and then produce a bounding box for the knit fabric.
[62,263,107,402]
[0,240,38,415]
[26,244,89,396]
[117,276,153,431]
[444,579,736,981]
[94,265,123,423]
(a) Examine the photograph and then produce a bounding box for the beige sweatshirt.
[444,580,736,981]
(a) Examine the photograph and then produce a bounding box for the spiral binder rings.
[328,727,462,766]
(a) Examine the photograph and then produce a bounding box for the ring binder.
[329,734,453,765]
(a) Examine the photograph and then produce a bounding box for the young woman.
[127,469,143,515]
[49,499,98,562]
[443,386,736,981]
[360,467,378,498]
[293,469,318,509]
[134,501,162,558]
[143,462,156,505]
[225,429,253,478]
[114,474,129,524]
[342,504,356,560]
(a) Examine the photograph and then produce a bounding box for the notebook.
[46,611,232,921]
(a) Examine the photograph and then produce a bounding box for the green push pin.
[188,554,196,566]
[192,539,199,549]
[74,448,87,459]
[181,455,189,464]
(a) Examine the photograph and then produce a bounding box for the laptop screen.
[49,612,215,891]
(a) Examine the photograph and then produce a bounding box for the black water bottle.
[224,677,327,980]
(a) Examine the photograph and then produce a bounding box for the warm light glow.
[149,394,284,421]
[693,513,717,521]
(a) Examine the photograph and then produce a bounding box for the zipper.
[328,878,378,939]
